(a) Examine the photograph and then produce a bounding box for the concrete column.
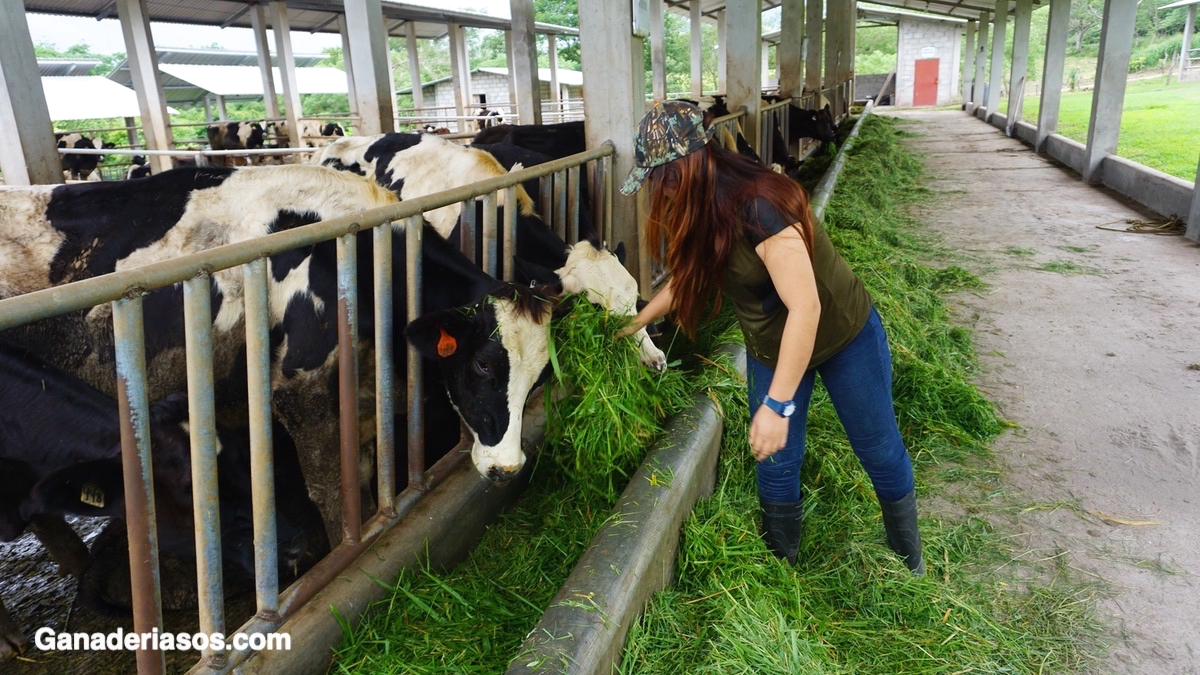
[985,2,1006,120]
[651,0,667,101]
[779,0,804,99]
[805,0,823,95]
[718,10,728,93]
[0,3,62,185]
[1188,154,1200,242]
[216,94,228,120]
[406,22,423,110]
[125,116,139,148]
[727,0,763,152]
[203,95,213,122]
[824,0,839,110]
[251,5,281,121]
[548,35,561,103]
[511,0,543,124]
[1006,0,1033,132]
[578,0,645,285]
[343,0,394,135]
[504,30,516,113]
[972,12,989,111]
[271,1,303,148]
[1036,0,1070,151]
[1082,0,1138,182]
[1182,6,1196,79]
[762,41,772,88]
[962,20,976,107]
[337,15,359,119]
[117,0,173,174]
[447,23,470,132]
[691,0,704,98]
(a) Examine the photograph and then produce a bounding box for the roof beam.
[221,5,251,28]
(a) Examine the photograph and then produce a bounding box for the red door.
[913,58,940,106]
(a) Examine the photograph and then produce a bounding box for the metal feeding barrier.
[758,97,792,168]
[0,142,615,674]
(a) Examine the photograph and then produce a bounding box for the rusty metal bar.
[459,199,478,266]
[554,170,568,240]
[242,258,280,616]
[336,234,361,544]
[502,185,518,283]
[539,173,552,226]
[602,154,613,246]
[566,165,580,245]
[481,191,498,277]
[405,215,425,490]
[182,275,225,665]
[374,224,397,516]
[112,296,166,675]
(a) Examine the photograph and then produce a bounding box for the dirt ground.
[885,109,1200,674]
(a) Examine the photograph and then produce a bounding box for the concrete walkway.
[885,109,1200,674]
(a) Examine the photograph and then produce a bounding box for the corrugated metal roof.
[108,60,349,102]
[37,58,101,76]
[666,0,1039,21]
[155,48,327,68]
[42,76,180,119]
[22,0,579,40]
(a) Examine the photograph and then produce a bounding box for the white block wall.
[896,18,963,107]
[421,73,582,112]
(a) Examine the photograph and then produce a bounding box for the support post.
[344,0,395,135]
[962,19,976,107]
[1188,154,1200,242]
[271,1,303,148]
[779,0,804,99]
[763,41,772,88]
[1182,6,1196,80]
[125,116,139,148]
[727,0,763,152]
[805,0,823,96]
[0,2,61,185]
[1006,0,1033,132]
[216,94,228,121]
[511,0,543,124]
[548,35,561,103]
[117,0,173,174]
[651,0,667,101]
[718,10,728,93]
[251,4,280,122]
[338,15,359,119]
[447,23,470,132]
[972,12,989,111]
[824,0,839,111]
[985,0,1006,120]
[579,0,644,285]
[504,30,517,113]
[203,94,213,123]
[1082,0,1138,182]
[1036,0,1070,151]
[406,22,423,110]
[691,0,704,98]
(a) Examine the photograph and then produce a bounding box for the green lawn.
[1001,77,1200,181]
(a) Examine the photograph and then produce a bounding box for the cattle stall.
[0,143,614,673]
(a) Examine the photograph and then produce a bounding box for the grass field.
[1001,77,1200,181]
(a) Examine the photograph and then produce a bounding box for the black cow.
[55,133,107,181]
[0,164,558,544]
[471,120,587,160]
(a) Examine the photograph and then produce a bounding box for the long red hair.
[645,142,814,338]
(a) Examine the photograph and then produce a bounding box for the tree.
[1068,0,1103,53]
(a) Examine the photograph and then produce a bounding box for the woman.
[620,101,924,574]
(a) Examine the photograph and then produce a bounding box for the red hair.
[645,142,815,338]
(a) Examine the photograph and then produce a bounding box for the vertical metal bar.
[112,296,165,675]
[554,169,567,240]
[459,199,477,265]
[404,216,425,489]
[242,258,279,616]
[539,173,552,227]
[336,234,360,544]
[182,275,225,664]
[566,164,580,245]
[373,225,396,515]
[481,191,498,277]
[602,153,613,246]
[502,185,519,282]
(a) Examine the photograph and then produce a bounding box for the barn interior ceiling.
[21,0,578,41]
[664,0,1040,21]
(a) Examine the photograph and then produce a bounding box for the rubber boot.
[759,498,804,565]
[879,489,926,576]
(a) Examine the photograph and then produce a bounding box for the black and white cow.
[314,133,667,370]
[0,163,557,543]
[55,133,107,181]
[271,120,347,148]
[473,106,503,132]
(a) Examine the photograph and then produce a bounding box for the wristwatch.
[762,395,797,418]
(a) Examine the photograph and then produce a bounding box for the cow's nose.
[486,465,519,484]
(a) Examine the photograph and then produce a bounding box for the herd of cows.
[0,98,836,660]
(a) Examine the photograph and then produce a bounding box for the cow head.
[799,104,838,144]
[406,289,555,483]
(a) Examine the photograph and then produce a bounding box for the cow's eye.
[473,357,491,376]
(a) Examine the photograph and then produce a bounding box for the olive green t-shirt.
[722,197,872,370]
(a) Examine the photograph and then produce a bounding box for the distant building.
[401,67,584,110]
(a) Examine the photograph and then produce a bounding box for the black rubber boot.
[760,498,804,565]
[879,489,926,576]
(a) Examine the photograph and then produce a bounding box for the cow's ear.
[406,309,468,360]
[22,460,127,520]
[613,241,627,265]
[514,256,561,288]
[823,103,831,112]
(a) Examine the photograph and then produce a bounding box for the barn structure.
[400,66,584,117]
[2,0,1200,673]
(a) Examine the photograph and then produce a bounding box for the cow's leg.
[0,596,29,661]
[27,515,88,577]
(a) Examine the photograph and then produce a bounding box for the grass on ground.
[617,115,1106,674]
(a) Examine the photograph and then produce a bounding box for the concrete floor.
[886,108,1200,674]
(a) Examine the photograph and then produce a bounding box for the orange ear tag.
[437,327,458,357]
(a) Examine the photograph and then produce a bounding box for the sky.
[25,1,509,56]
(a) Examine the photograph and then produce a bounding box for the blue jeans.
[747,306,915,504]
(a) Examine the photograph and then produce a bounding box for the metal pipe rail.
[810,99,874,224]
[0,140,615,675]
[759,97,792,167]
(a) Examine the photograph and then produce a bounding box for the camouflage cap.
[620,100,713,195]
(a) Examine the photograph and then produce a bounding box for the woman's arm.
[749,226,821,461]
[616,277,674,337]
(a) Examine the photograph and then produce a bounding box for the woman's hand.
[749,406,790,461]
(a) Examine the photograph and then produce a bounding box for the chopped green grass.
[1034,260,1103,276]
[1003,246,1038,257]
[618,115,1105,674]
